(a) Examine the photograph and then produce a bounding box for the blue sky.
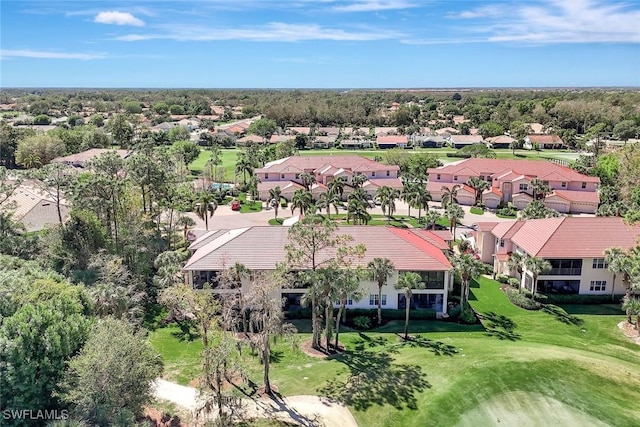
[1,0,639,88]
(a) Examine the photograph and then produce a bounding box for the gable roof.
[509,217,640,258]
[184,226,451,272]
[52,148,131,167]
[427,158,599,183]
[527,134,563,144]
[450,135,484,143]
[256,156,399,174]
[189,229,229,251]
[377,135,408,144]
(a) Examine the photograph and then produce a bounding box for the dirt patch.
[143,406,187,427]
[188,370,245,391]
[618,321,640,345]
[457,391,611,427]
[299,339,344,358]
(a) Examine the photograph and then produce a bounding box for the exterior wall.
[189,269,449,314]
[519,257,626,295]
[513,196,532,210]
[567,181,597,192]
[477,230,495,264]
[569,202,598,214]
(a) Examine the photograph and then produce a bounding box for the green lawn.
[470,206,484,215]
[150,277,640,426]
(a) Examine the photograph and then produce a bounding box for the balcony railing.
[547,268,582,276]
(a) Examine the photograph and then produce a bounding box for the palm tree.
[451,253,486,307]
[194,192,218,231]
[235,156,253,185]
[376,186,400,224]
[334,269,364,349]
[467,177,490,206]
[622,298,640,329]
[605,247,634,305]
[401,181,419,218]
[507,252,526,291]
[524,256,552,300]
[177,215,196,239]
[317,191,342,219]
[367,258,395,325]
[425,210,441,231]
[347,197,370,225]
[328,176,346,200]
[291,189,312,216]
[395,272,425,340]
[445,203,465,237]
[299,172,316,191]
[530,178,551,200]
[414,186,432,221]
[228,262,250,333]
[441,184,461,208]
[268,186,283,219]
[351,173,367,189]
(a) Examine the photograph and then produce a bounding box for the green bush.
[540,293,625,305]
[448,304,462,318]
[353,316,372,330]
[346,308,436,321]
[504,287,543,310]
[497,206,517,217]
[496,274,510,284]
[508,277,520,288]
[460,304,478,324]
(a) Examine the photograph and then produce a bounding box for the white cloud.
[94,11,145,26]
[115,22,403,42]
[440,0,640,44]
[0,49,106,60]
[332,0,417,12]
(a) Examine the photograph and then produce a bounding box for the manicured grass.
[150,277,640,426]
[470,206,484,215]
[496,213,518,219]
[268,217,285,225]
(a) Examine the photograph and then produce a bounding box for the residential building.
[3,185,70,231]
[486,135,516,149]
[183,226,453,314]
[255,156,400,201]
[475,217,640,295]
[524,134,564,149]
[376,135,409,149]
[449,134,484,149]
[426,158,600,213]
[52,148,131,168]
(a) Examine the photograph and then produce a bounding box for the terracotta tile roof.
[422,230,454,245]
[487,135,516,144]
[237,134,264,143]
[258,181,304,193]
[475,222,499,232]
[508,217,640,258]
[491,221,525,239]
[52,148,131,167]
[256,156,399,174]
[527,134,563,144]
[495,253,510,261]
[436,127,458,135]
[184,226,451,272]
[552,190,600,204]
[450,135,484,143]
[427,158,599,183]
[483,188,502,196]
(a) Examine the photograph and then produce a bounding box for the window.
[454,175,458,181]
[346,295,353,306]
[499,239,505,247]
[543,180,549,186]
[581,182,586,189]
[386,170,390,176]
[561,182,567,188]
[480,175,485,181]
[519,183,528,191]
[265,174,269,179]
[592,258,608,269]
[436,174,441,180]
[372,171,376,177]
[590,280,607,291]
[548,259,583,275]
[370,294,386,306]
[296,174,300,179]
[281,174,285,179]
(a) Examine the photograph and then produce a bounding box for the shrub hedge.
[284,307,437,321]
[539,293,626,305]
[504,287,543,310]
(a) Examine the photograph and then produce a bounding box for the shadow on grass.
[479,311,521,341]
[319,349,431,411]
[352,332,389,351]
[170,323,201,342]
[560,304,623,316]
[269,350,285,364]
[394,335,459,356]
[542,304,584,326]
